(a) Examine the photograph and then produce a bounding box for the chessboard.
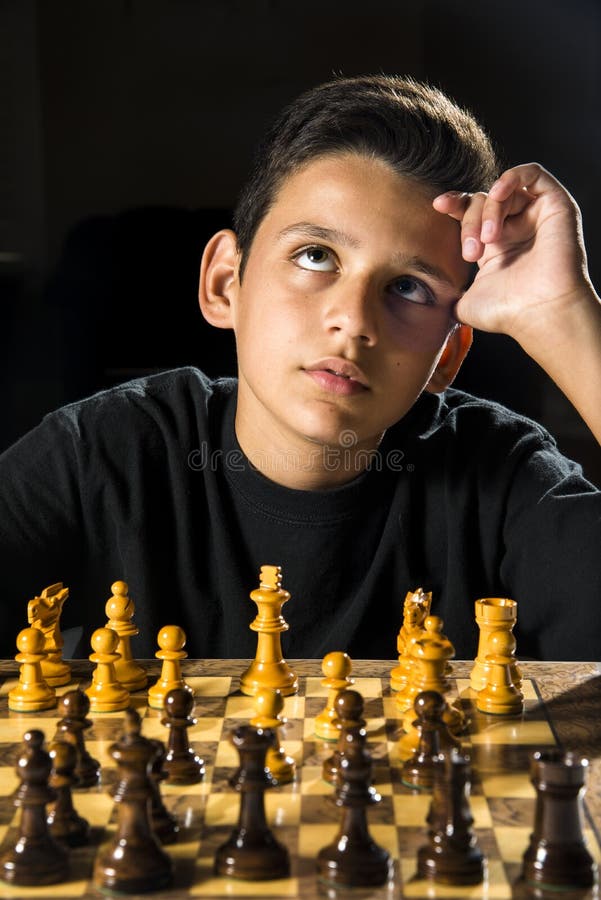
[0,658,599,899]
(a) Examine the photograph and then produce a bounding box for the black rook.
[522,750,597,890]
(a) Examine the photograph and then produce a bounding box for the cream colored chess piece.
[401,616,465,747]
[470,597,519,691]
[476,630,524,716]
[147,625,193,709]
[85,627,130,713]
[313,651,354,741]
[250,687,296,784]
[390,588,431,692]
[394,605,434,715]
[8,627,56,712]
[27,582,71,686]
[239,566,298,697]
[104,581,147,692]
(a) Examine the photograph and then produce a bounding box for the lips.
[304,358,369,395]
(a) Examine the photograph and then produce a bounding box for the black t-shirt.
[0,367,599,661]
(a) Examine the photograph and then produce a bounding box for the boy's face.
[223,153,471,470]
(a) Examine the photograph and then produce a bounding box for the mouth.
[303,358,369,396]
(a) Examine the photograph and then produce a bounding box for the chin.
[295,415,371,452]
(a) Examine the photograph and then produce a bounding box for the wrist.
[518,282,601,365]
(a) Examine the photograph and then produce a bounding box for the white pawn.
[313,651,354,741]
[85,627,130,713]
[8,627,56,712]
[104,581,147,692]
[476,631,524,716]
[147,625,193,710]
[251,687,296,785]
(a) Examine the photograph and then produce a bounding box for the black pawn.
[317,729,391,887]
[0,730,69,885]
[521,750,597,890]
[93,708,173,894]
[149,738,179,844]
[322,689,366,786]
[162,687,205,784]
[54,688,100,787]
[47,739,91,846]
[402,691,458,790]
[417,750,485,885]
[214,725,290,880]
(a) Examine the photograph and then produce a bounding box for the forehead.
[255,152,468,284]
[271,151,436,217]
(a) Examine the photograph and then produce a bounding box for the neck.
[234,413,383,491]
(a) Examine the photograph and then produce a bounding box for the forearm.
[520,285,601,446]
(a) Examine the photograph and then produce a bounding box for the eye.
[389,276,435,306]
[292,245,338,272]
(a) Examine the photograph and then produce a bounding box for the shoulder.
[416,387,552,445]
[50,367,237,439]
[395,387,586,484]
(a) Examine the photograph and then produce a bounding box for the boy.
[0,75,599,661]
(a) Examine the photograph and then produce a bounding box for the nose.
[322,279,378,346]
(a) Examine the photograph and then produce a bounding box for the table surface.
[0,657,599,899]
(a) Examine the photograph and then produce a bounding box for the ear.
[198,229,240,329]
[425,324,473,393]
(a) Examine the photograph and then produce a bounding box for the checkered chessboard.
[0,669,598,898]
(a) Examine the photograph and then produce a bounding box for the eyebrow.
[277,222,361,249]
[395,255,457,290]
[278,221,464,291]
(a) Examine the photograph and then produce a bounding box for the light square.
[392,793,431,826]
[493,825,532,864]
[187,716,224,742]
[0,769,18,796]
[72,791,114,825]
[223,695,256,718]
[298,766,332,795]
[585,828,601,862]
[187,676,231,697]
[481,773,536,798]
[297,822,339,857]
[470,719,554,745]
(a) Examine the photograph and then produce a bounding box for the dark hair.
[233,74,499,276]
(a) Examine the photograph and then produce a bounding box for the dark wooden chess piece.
[214,724,290,880]
[417,749,485,885]
[149,737,179,844]
[0,730,69,885]
[47,739,90,846]
[317,728,391,887]
[93,708,173,894]
[402,690,459,790]
[322,688,366,786]
[162,686,205,784]
[54,687,100,787]
[521,750,597,889]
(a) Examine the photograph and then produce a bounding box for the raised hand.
[433,163,601,444]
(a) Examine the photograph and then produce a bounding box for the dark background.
[2,0,600,483]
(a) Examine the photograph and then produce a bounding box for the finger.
[479,191,531,243]
[457,192,488,262]
[488,162,561,203]
[432,191,470,222]
[433,191,489,260]
[433,188,528,245]
[480,164,559,243]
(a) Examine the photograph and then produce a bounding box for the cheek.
[384,304,455,353]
